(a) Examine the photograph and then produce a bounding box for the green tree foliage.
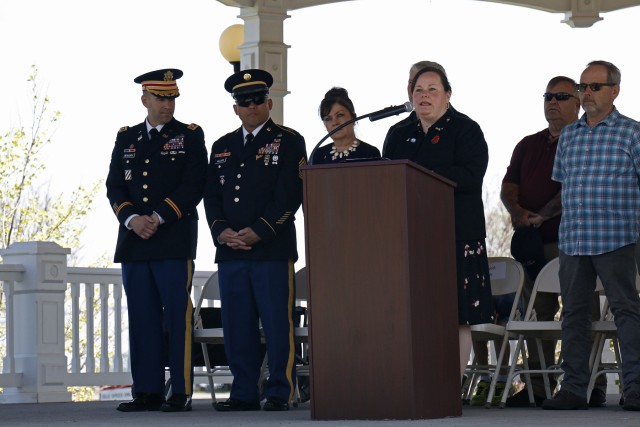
[0,68,104,400]
[0,65,101,261]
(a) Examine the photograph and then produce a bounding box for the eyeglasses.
[543,92,574,101]
[235,94,268,107]
[575,83,616,92]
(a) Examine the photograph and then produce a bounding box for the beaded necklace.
[330,140,359,160]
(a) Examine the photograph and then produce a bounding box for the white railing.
[0,241,214,403]
[0,263,25,389]
[63,268,212,387]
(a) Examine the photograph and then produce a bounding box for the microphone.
[368,102,413,122]
[308,101,412,165]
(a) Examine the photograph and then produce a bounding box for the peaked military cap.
[134,68,183,98]
[224,69,273,96]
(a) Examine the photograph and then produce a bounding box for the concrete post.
[0,242,71,403]
[238,1,290,125]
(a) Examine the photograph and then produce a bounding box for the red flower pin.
[431,135,440,144]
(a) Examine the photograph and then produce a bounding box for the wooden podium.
[300,160,461,420]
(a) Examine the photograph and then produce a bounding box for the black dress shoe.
[263,397,290,411]
[623,390,640,411]
[541,389,588,410]
[116,393,164,412]
[588,388,607,407]
[505,389,545,407]
[214,398,261,412]
[161,394,192,412]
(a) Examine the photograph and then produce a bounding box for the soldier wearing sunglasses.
[204,69,307,412]
[543,61,640,411]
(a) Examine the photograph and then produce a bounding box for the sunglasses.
[235,94,268,107]
[543,92,574,101]
[575,83,616,92]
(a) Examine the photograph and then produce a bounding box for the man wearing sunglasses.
[204,69,307,412]
[542,61,640,411]
[502,76,608,408]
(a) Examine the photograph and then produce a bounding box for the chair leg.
[535,338,553,399]
[518,341,538,406]
[200,344,218,404]
[485,337,509,408]
[501,335,525,408]
[587,333,606,398]
[462,351,479,403]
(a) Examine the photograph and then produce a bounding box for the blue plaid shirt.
[552,107,640,255]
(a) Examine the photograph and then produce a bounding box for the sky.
[2,0,640,269]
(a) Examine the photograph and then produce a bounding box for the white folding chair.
[587,274,640,401]
[464,257,525,407]
[192,272,233,404]
[501,257,563,407]
[292,266,310,405]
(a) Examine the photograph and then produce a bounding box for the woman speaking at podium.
[311,87,381,164]
[382,65,493,382]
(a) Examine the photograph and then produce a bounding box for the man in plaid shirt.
[542,60,640,411]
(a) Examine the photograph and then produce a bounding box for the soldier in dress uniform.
[203,69,307,412]
[106,68,208,413]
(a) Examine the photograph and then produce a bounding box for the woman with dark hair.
[383,66,494,383]
[311,87,381,164]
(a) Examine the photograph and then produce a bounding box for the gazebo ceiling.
[217,0,640,27]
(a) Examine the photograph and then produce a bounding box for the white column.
[238,1,290,125]
[0,242,71,403]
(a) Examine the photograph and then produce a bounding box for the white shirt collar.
[146,119,164,135]
[243,121,267,139]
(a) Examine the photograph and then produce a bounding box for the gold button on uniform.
[143,184,148,189]
[143,197,149,202]
[143,172,148,176]
[145,159,150,164]
[235,185,240,190]
[237,174,241,178]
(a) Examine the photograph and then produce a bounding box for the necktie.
[150,128,159,141]
[245,133,254,146]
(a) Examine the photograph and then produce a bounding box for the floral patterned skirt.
[456,239,494,325]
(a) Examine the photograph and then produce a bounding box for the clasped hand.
[511,207,544,229]
[130,214,160,240]
[218,227,261,250]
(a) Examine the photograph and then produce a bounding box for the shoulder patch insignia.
[187,123,200,130]
[118,126,129,133]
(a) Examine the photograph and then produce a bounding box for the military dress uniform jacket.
[106,118,208,262]
[204,118,307,262]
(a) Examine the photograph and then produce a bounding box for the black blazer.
[384,108,488,241]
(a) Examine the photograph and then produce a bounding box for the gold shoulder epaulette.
[118,126,129,133]
[187,123,200,130]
